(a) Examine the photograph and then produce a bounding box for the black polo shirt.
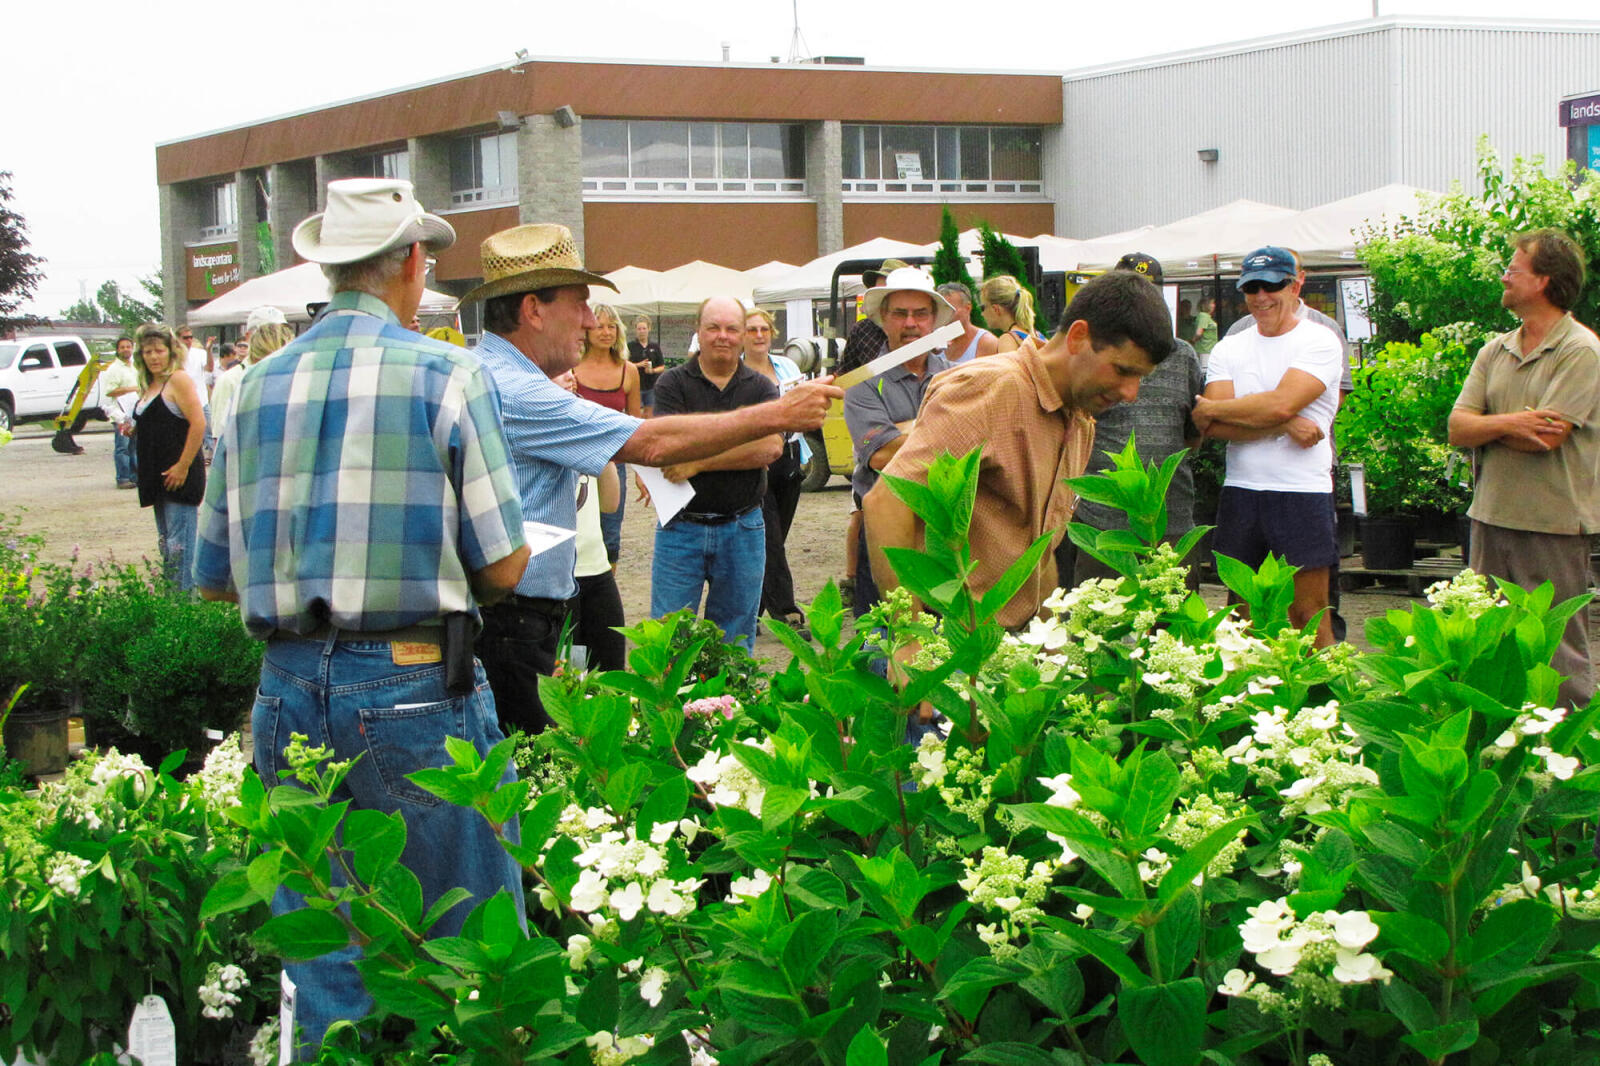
[653,356,779,516]
[628,338,664,389]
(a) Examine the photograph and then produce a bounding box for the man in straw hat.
[464,224,841,727]
[864,271,1173,629]
[841,266,955,617]
[194,178,533,1056]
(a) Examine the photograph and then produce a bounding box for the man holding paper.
[464,225,840,726]
[841,267,958,616]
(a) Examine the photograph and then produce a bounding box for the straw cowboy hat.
[858,266,956,329]
[458,224,619,304]
[291,179,455,265]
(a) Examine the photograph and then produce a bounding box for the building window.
[449,131,517,206]
[581,120,806,195]
[199,179,238,240]
[842,124,1043,196]
[354,148,411,182]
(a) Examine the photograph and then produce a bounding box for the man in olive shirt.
[1449,228,1600,708]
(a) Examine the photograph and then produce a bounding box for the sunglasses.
[1240,279,1290,295]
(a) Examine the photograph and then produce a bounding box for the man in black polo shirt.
[650,296,781,651]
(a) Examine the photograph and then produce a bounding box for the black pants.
[476,599,569,735]
[761,470,804,618]
[575,571,627,673]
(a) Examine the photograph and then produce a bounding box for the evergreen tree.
[0,172,46,335]
[977,223,1042,328]
[930,206,985,328]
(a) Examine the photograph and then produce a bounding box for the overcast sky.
[10,0,1598,315]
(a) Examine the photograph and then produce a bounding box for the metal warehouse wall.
[1053,20,1600,239]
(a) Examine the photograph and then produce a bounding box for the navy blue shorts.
[1214,487,1338,570]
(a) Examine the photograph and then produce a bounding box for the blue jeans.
[113,429,136,484]
[152,499,197,593]
[651,509,765,652]
[252,636,523,1058]
[600,461,625,563]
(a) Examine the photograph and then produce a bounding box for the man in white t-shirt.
[1192,246,1343,647]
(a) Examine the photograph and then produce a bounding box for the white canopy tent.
[751,237,928,304]
[1067,199,1302,275]
[604,260,768,319]
[1065,188,1436,276]
[187,262,457,327]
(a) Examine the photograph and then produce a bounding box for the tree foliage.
[0,171,46,335]
[1358,139,1600,348]
[976,223,1042,328]
[930,206,985,328]
[57,276,163,333]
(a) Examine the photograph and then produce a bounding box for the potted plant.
[1335,331,1475,569]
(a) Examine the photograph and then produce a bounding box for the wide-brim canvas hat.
[292,179,455,265]
[459,224,619,304]
[859,267,956,329]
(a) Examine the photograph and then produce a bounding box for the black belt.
[269,623,443,644]
[677,503,759,525]
[494,594,577,618]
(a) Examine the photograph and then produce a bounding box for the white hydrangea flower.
[1332,949,1393,985]
[198,962,249,1019]
[728,869,773,902]
[610,881,645,921]
[639,966,669,1007]
[44,853,93,900]
[566,933,594,970]
[1217,968,1256,996]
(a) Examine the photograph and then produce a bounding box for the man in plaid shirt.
[195,179,531,1057]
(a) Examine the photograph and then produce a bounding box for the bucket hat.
[859,267,956,329]
[458,224,618,304]
[291,179,455,265]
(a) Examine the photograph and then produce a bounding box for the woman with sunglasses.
[131,323,207,592]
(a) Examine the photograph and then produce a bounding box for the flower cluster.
[1220,900,1391,1015]
[1424,568,1505,615]
[961,845,1065,961]
[568,818,704,922]
[686,737,776,816]
[587,1030,654,1064]
[1134,629,1211,705]
[1486,704,1580,779]
[189,736,250,819]
[248,1019,280,1066]
[43,851,93,899]
[198,962,250,1019]
[1219,701,1377,818]
[918,740,996,831]
[1162,793,1248,879]
[36,747,153,833]
[683,694,742,721]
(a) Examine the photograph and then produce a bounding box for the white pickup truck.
[0,335,109,433]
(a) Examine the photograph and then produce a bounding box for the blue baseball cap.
[1236,246,1297,289]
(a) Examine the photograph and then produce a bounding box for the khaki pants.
[1470,521,1596,710]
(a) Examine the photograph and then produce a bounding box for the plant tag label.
[127,995,176,1066]
[280,972,296,1065]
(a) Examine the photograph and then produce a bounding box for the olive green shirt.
[1453,314,1600,535]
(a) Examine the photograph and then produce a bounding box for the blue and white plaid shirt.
[194,292,527,638]
[472,332,641,601]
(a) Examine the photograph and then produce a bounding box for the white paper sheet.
[634,464,698,526]
[522,520,578,557]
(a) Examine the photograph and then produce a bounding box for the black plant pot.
[1361,516,1416,571]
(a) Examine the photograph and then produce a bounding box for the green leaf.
[1149,889,1200,985]
[1157,817,1249,903]
[638,772,691,838]
[762,784,811,833]
[957,1044,1059,1065]
[1467,897,1557,970]
[1119,978,1207,1066]
[1372,910,1450,965]
[1037,917,1148,989]
[1122,750,1181,838]
[846,1024,888,1066]
[199,867,263,920]
[253,908,350,962]
[1400,1018,1479,1060]
[345,808,407,887]
[575,965,619,1032]
[603,762,652,814]
[939,957,1025,1022]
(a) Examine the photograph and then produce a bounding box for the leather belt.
[269,623,443,644]
[677,502,759,525]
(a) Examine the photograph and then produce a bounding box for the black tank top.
[134,387,206,507]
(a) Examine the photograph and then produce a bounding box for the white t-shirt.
[1206,319,1343,493]
[574,474,610,578]
[186,345,212,406]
